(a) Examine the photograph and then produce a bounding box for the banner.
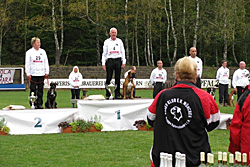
[0,108,78,135]
[77,99,154,131]
[44,79,154,89]
[0,69,15,84]
[44,78,229,89]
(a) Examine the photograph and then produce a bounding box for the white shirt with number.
[216,66,230,84]
[101,37,126,65]
[25,47,49,76]
[188,56,203,78]
[69,71,83,89]
[232,68,249,88]
[150,68,167,85]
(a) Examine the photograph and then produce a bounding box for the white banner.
[77,99,154,131]
[201,79,231,88]
[0,69,15,84]
[0,108,78,135]
[44,79,154,89]
[44,78,229,89]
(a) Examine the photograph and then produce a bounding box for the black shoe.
[115,96,122,99]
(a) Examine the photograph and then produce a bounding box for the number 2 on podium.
[34,117,42,128]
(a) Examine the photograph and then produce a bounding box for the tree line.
[0,0,249,67]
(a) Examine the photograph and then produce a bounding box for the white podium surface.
[0,108,78,135]
[77,99,154,131]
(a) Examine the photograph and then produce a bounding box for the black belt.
[107,58,121,61]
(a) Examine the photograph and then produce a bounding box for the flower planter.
[62,127,73,133]
[87,125,101,132]
[0,130,8,135]
[138,125,153,131]
[61,127,81,133]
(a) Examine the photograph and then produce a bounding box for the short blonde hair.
[31,37,40,46]
[175,57,197,81]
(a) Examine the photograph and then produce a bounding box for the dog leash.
[29,76,49,85]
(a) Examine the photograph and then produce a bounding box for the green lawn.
[0,88,235,166]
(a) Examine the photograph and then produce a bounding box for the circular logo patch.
[164,98,192,129]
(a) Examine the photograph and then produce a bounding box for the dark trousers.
[236,86,244,101]
[219,83,228,104]
[71,89,80,99]
[30,76,45,107]
[196,77,201,88]
[105,58,122,98]
[153,82,165,98]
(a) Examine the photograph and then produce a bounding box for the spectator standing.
[69,66,83,99]
[229,84,250,165]
[232,61,249,100]
[216,60,230,107]
[150,60,167,98]
[188,47,203,88]
[148,57,220,167]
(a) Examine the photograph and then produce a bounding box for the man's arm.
[101,40,108,70]
[25,51,30,76]
[44,50,49,76]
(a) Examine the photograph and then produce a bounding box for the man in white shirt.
[188,47,203,88]
[216,60,230,107]
[124,66,136,98]
[232,61,249,100]
[102,27,126,99]
[25,37,49,109]
[150,60,167,98]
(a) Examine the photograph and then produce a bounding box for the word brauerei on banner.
[44,79,231,89]
[0,69,15,84]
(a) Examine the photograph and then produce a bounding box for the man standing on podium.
[102,27,126,99]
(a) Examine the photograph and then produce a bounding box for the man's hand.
[102,65,106,71]
[234,88,237,92]
[122,64,125,68]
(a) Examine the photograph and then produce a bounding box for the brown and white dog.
[228,90,236,107]
[122,71,136,99]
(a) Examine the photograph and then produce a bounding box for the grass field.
[0,89,236,167]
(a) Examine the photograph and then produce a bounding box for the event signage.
[44,79,231,89]
[0,69,15,84]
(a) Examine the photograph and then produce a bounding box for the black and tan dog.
[122,71,136,99]
[45,82,58,109]
[228,90,236,107]
[81,89,88,99]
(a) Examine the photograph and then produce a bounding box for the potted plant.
[76,119,92,132]
[226,118,232,130]
[0,118,10,135]
[133,119,153,131]
[89,115,103,132]
[58,121,72,133]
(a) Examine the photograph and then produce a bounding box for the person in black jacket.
[147,57,220,167]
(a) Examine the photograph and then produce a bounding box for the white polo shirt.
[232,68,249,88]
[25,47,49,76]
[101,37,126,65]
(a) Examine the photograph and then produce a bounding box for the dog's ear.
[128,71,131,75]
[55,82,58,86]
[50,82,53,86]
